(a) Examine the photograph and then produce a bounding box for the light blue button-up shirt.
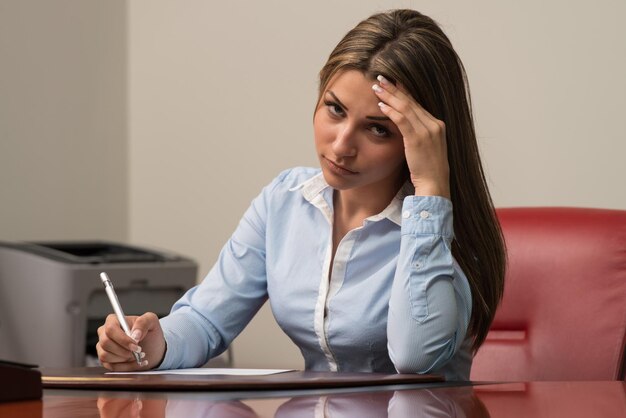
[159,167,473,380]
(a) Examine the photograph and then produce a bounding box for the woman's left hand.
[373,75,450,199]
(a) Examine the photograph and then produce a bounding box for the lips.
[324,157,358,175]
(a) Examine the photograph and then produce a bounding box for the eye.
[324,101,345,118]
[369,124,390,138]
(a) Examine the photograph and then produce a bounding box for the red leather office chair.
[471,207,626,381]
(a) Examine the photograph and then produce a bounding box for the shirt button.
[402,210,411,219]
[419,210,430,219]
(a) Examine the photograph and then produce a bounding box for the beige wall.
[0,0,128,241]
[2,0,625,369]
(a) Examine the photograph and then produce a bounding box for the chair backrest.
[471,207,626,381]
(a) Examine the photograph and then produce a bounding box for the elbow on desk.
[390,351,436,375]
[388,336,456,375]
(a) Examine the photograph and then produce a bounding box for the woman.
[96,9,506,381]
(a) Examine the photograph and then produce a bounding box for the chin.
[321,169,357,190]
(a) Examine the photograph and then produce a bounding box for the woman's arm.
[156,172,290,370]
[386,195,470,373]
[374,76,471,373]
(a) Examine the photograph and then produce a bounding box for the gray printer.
[0,241,197,367]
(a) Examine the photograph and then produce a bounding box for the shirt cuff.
[156,317,180,370]
[400,195,453,240]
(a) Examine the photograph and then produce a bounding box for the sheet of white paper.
[106,368,294,376]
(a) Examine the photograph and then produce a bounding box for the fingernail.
[140,352,146,359]
[378,102,387,109]
[131,329,141,342]
[130,344,142,353]
[372,84,383,93]
[377,75,390,86]
[140,360,149,367]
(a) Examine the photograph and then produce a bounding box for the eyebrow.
[327,91,391,122]
[366,115,391,121]
[328,91,348,110]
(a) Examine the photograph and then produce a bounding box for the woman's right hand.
[96,312,166,371]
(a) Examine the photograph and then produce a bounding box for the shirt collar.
[371,181,414,226]
[290,171,414,227]
[289,171,329,202]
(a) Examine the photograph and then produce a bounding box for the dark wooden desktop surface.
[1,371,624,417]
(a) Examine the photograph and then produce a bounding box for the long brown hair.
[318,9,506,352]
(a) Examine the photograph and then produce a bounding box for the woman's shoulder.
[255,167,322,210]
[269,166,321,190]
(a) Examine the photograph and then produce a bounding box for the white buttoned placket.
[322,226,362,370]
[307,192,341,371]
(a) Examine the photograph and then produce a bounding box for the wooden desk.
[38,367,443,391]
[1,380,624,417]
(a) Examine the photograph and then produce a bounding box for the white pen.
[100,272,142,365]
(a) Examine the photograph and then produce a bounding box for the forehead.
[323,70,380,109]
[325,69,375,90]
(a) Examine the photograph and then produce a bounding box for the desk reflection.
[93,386,488,418]
[97,396,258,418]
[37,381,626,418]
[276,387,488,418]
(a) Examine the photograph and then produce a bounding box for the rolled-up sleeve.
[387,195,471,375]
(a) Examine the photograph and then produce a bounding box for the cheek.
[386,140,407,164]
[313,111,333,146]
[365,142,406,172]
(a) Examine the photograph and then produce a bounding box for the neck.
[333,177,405,222]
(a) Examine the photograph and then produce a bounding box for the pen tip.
[99,272,109,283]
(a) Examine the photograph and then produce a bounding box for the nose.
[332,123,357,158]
